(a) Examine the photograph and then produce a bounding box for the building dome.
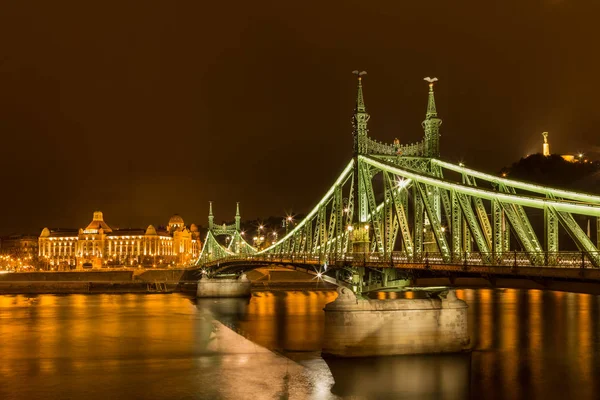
[168,214,185,231]
[145,225,157,236]
[190,223,198,232]
[169,214,184,226]
[84,210,112,233]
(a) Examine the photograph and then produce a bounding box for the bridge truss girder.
[201,155,600,275]
[256,155,600,268]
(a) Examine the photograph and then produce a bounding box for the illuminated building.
[0,234,38,258]
[38,211,201,269]
[561,154,576,163]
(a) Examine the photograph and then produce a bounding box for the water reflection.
[325,354,470,399]
[1,289,600,399]
[462,289,600,400]
[196,291,472,399]
[238,290,337,352]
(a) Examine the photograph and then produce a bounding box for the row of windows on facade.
[40,242,198,256]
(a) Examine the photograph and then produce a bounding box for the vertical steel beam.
[414,185,424,256]
[361,163,384,253]
[335,185,343,256]
[597,217,600,250]
[343,176,354,253]
[327,195,338,255]
[503,209,510,252]
[451,190,462,259]
[299,226,307,254]
[319,206,327,256]
[357,160,368,224]
[305,221,312,256]
[492,199,503,258]
[311,210,320,254]
[383,172,390,255]
[295,232,302,255]
[401,185,408,252]
[544,206,559,252]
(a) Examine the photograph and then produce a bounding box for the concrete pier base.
[322,287,470,357]
[196,274,252,298]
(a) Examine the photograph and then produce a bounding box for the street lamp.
[283,215,294,235]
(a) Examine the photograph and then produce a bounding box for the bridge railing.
[340,251,598,269]
[195,250,599,270]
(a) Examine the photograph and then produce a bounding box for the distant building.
[0,234,38,259]
[542,132,550,156]
[38,211,201,270]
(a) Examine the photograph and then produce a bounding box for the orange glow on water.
[1,288,599,399]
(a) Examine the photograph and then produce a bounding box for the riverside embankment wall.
[135,269,185,282]
[0,271,134,282]
[0,281,179,294]
[0,269,186,294]
[0,269,186,283]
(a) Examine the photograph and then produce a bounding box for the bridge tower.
[351,71,370,256]
[421,79,443,253]
[422,78,442,158]
[208,201,214,230]
[199,202,256,262]
[206,202,242,236]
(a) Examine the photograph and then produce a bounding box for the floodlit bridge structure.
[192,75,600,294]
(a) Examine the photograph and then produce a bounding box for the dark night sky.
[0,0,599,235]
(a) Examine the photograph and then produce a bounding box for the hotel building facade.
[38,211,201,269]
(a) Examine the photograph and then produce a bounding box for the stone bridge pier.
[196,273,252,298]
[322,287,470,357]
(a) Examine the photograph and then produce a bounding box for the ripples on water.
[0,289,599,399]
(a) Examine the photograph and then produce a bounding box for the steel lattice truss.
[198,76,600,275]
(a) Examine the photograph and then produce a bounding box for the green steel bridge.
[191,73,600,294]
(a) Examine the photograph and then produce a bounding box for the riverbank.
[0,269,185,294]
[0,269,185,282]
[0,268,338,294]
[0,281,177,294]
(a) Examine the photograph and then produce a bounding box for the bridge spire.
[422,77,442,158]
[355,72,366,113]
[208,201,214,230]
[352,70,370,156]
[351,70,370,244]
[235,202,241,231]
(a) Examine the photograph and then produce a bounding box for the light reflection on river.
[0,289,599,399]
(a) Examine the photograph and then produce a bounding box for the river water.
[1,289,599,400]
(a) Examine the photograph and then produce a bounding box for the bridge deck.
[193,251,600,283]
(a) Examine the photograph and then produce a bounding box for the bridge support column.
[196,274,252,298]
[322,287,470,357]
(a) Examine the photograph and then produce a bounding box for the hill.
[500,154,600,193]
